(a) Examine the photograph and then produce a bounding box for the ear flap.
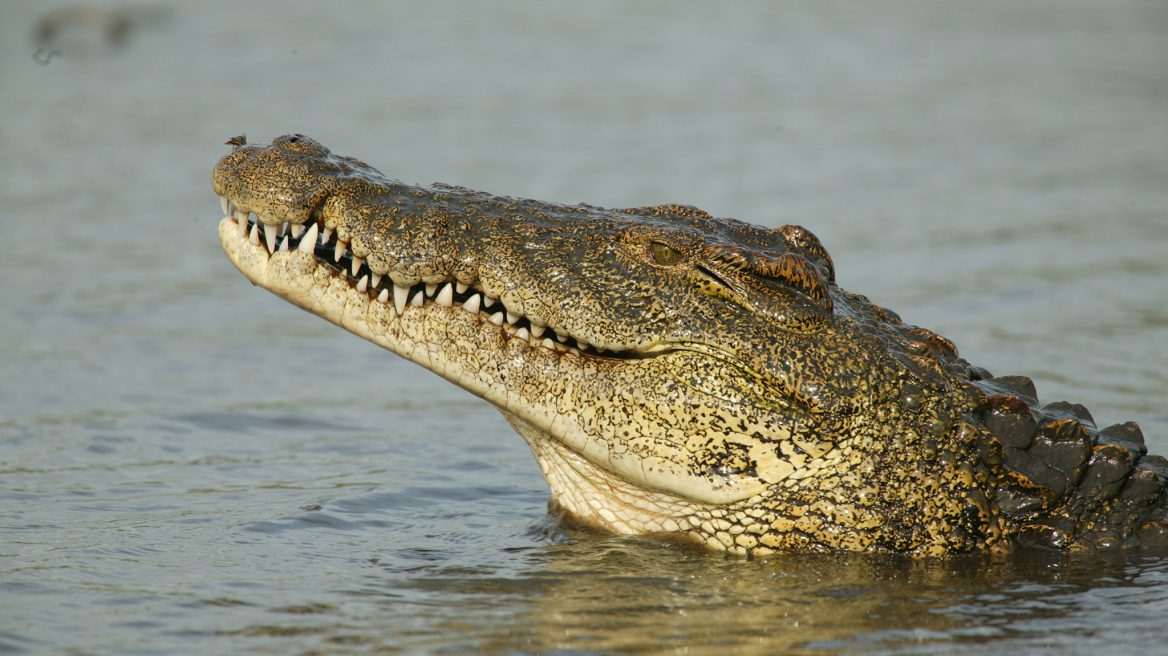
[778,224,835,283]
[753,252,834,313]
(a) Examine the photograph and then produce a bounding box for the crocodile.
[213,134,1168,556]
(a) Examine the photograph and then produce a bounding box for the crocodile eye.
[649,241,685,266]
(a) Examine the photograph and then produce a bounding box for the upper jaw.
[211,135,848,410]
[210,138,679,360]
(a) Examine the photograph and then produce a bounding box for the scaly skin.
[213,134,1168,556]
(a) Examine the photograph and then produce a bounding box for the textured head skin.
[214,135,1168,556]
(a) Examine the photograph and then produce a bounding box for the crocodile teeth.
[515,327,530,341]
[377,288,389,304]
[463,294,481,314]
[483,295,497,309]
[298,222,318,253]
[249,222,259,246]
[220,196,230,215]
[489,312,504,326]
[410,290,425,307]
[278,236,289,252]
[321,226,333,243]
[356,275,368,293]
[370,273,382,288]
[334,240,347,262]
[291,223,304,239]
[351,256,363,277]
[455,282,469,294]
[529,324,546,338]
[425,283,437,297]
[435,284,453,307]
[506,310,522,325]
[234,209,249,235]
[393,285,408,315]
[542,338,556,350]
[262,223,278,253]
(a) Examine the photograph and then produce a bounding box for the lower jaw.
[218,216,597,405]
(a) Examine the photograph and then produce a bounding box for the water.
[2,1,1167,653]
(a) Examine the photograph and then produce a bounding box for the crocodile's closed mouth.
[221,203,628,360]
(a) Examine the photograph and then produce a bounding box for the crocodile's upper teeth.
[263,223,278,253]
[436,284,453,307]
[220,196,230,215]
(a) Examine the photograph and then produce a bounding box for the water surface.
[2,1,1167,654]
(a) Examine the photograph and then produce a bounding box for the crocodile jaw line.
[217,210,774,520]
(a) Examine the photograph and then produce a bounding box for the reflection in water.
[316,527,1168,655]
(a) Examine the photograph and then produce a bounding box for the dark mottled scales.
[984,395,1039,449]
[1098,422,1148,459]
[212,134,1168,556]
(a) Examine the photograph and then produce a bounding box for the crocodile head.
[214,135,1168,556]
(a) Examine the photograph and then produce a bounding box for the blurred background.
[2,2,1166,654]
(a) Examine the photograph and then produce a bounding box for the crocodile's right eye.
[649,242,685,266]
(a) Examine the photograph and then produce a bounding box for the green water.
[2,2,1167,654]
